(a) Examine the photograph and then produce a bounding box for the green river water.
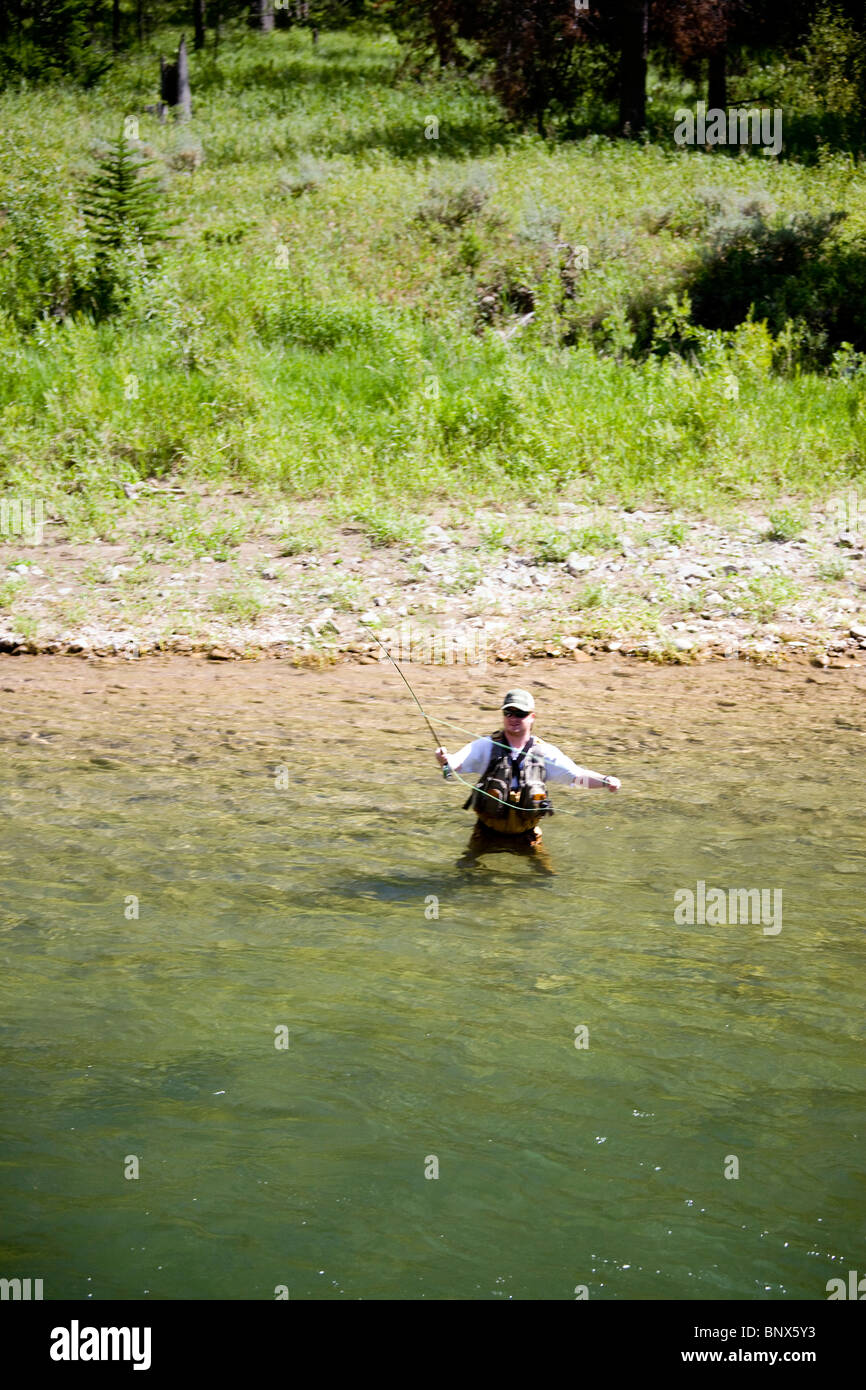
[1,656,864,1300]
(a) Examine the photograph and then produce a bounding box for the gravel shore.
[2,490,865,668]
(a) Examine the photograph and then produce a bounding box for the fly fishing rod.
[358,625,621,812]
[359,621,453,778]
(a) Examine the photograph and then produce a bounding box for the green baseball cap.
[502,688,535,713]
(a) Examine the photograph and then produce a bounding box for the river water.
[1,654,864,1300]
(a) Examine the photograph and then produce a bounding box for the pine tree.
[81,135,172,258]
[27,0,110,85]
[79,134,176,319]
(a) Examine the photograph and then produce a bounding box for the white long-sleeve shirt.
[448,735,601,788]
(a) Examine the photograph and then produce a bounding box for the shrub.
[764,507,806,542]
[687,200,865,361]
[416,165,493,229]
[0,178,93,326]
[276,155,328,197]
[79,135,175,321]
[632,187,866,367]
[167,137,205,173]
[794,2,866,118]
[258,295,400,353]
[517,197,563,245]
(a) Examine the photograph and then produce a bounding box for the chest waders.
[463,731,554,835]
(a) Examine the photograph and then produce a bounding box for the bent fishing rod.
[359,621,453,778]
[358,623,620,806]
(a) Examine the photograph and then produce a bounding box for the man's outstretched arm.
[540,744,621,791]
[572,769,620,791]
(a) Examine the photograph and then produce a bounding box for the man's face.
[504,707,534,739]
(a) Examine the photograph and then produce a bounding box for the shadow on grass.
[769,111,866,164]
[322,115,514,161]
[639,105,866,164]
[194,52,399,94]
[626,209,866,363]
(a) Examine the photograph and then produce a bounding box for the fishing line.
[359,623,529,808]
[359,621,453,780]
[408,713,613,811]
[414,711,584,764]
[359,623,613,813]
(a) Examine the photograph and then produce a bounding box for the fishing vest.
[463,731,554,834]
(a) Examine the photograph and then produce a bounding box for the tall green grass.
[2,22,866,522]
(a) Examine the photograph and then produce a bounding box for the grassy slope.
[1,23,866,548]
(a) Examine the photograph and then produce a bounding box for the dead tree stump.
[160,35,192,120]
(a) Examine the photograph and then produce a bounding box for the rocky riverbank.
[2,486,865,667]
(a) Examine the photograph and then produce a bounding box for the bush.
[258,294,402,353]
[764,507,806,542]
[517,197,563,246]
[793,2,866,118]
[632,187,866,367]
[276,155,328,197]
[416,165,493,229]
[0,178,93,327]
[692,201,844,331]
[167,136,205,174]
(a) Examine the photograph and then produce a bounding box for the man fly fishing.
[436,688,620,872]
[360,624,620,874]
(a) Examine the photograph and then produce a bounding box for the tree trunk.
[193,0,206,51]
[176,34,192,117]
[249,0,274,30]
[137,0,145,47]
[618,0,649,137]
[430,7,456,67]
[111,0,120,50]
[708,46,727,112]
[160,35,192,119]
